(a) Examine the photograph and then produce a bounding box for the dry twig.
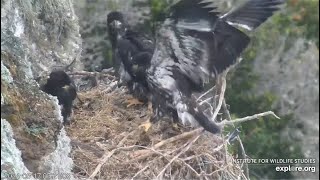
[212,71,228,121]
[222,100,249,179]
[219,111,280,127]
[68,70,115,78]
[89,145,136,179]
[156,134,201,179]
[128,128,204,163]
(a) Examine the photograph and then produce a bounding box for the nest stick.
[212,72,227,121]
[219,111,280,127]
[197,86,215,102]
[222,100,249,179]
[68,71,115,78]
[156,134,201,179]
[89,145,136,179]
[128,128,204,163]
[131,165,150,180]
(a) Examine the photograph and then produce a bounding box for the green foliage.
[149,0,169,21]
[106,0,119,11]
[146,0,172,35]
[226,48,303,179]
[225,2,318,177]
[25,123,47,137]
[262,0,319,47]
[132,0,173,41]
[101,48,113,69]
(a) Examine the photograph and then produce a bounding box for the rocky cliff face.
[1,0,81,178]
[253,37,319,179]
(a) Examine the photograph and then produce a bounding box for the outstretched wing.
[221,0,285,30]
[148,1,250,92]
[172,20,250,79]
[149,0,284,88]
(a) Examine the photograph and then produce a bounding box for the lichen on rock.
[1,119,35,180]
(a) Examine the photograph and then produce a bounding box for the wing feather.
[150,18,249,89]
[170,0,219,19]
[221,0,285,30]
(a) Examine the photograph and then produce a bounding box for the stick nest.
[66,79,245,179]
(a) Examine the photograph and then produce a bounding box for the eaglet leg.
[125,96,144,108]
[138,101,153,132]
[172,111,182,132]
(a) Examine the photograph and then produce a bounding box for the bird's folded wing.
[125,30,155,53]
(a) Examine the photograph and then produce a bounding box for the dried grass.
[66,83,246,180]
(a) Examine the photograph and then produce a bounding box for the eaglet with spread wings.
[107,0,284,134]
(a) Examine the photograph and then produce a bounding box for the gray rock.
[253,38,319,179]
[1,0,81,177]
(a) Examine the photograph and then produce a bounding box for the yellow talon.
[126,97,144,107]
[173,123,179,130]
[172,121,183,132]
[139,120,152,132]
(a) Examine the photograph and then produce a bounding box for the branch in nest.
[131,165,150,180]
[128,108,275,164]
[68,70,115,79]
[219,111,280,127]
[89,145,136,179]
[71,140,104,158]
[217,110,278,178]
[197,86,215,102]
[222,100,249,179]
[128,128,204,163]
[156,134,201,179]
[212,71,228,121]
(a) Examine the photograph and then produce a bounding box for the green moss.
[5,115,21,127]
[24,123,48,138]
[1,82,29,127]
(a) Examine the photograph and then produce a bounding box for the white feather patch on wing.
[175,19,212,32]
[225,21,253,31]
[166,25,211,84]
[176,102,198,126]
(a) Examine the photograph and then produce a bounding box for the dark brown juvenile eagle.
[107,0,284,133]
[40,70,77,125]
